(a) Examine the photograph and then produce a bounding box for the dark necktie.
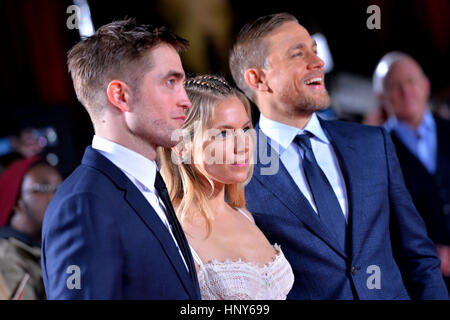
[154,171,198,289]
[295,133,348,251]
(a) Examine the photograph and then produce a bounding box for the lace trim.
[199,244,282,270]
[196,243,294,300]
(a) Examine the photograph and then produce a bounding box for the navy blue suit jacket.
[245,117,449,299]
[41,147,201,299]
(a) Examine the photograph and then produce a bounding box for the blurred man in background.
[0,156,62,299]
[375,52,450,291]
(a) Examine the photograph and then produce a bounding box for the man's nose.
[178,87,192,109]
[307,52,325,70]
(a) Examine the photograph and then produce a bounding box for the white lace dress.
[189,208,294,300]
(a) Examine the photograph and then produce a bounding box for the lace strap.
[189,244,203,266]
[236,208,253,223]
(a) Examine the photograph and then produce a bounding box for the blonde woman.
[159,75,294,300]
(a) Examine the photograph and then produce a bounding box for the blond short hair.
[229,13,298,102]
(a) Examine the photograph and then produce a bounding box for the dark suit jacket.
[245,117,449,299]
[391,116,450,246]
[41,147,201,299]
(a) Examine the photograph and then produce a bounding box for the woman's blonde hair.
[159,74,253,237]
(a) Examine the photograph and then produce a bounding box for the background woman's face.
[198,96,253,186]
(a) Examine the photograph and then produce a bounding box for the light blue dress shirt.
[384,109,437,174]
[259,113,349,221]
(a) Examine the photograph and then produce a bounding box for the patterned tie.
[295,133,348,251]
[154,171,198,289]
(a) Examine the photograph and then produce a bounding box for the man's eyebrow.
[288,40,318,52]
[164,70,185,80]
[288,43,306,52]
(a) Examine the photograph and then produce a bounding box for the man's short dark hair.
[229,13,297,102]
[67,18,189,117]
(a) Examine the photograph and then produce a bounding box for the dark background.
[1,0,449,176]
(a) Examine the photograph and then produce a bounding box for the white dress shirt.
[92,135,188,269]
[259,113,349,221]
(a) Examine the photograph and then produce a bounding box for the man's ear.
[106,80,132,112]
[244,68,269,92]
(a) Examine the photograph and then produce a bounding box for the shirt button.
[351,266,357,276]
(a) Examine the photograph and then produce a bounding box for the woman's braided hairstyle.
[183,74,233,95]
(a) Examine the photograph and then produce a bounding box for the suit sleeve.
[382,127,449,299]
[42,192,123,299]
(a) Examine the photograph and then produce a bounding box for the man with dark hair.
[230,13,449,299]
[42,19,200,299]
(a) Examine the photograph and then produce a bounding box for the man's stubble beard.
[286,88,331,116]
[143,119,179,149]
[131,93,179,149]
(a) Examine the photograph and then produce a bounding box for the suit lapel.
[82,147,198,299]
[123,185,198,298]
[319,119,367,261]
[253,128,347,258]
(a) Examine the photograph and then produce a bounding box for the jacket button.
[351,266,357,276]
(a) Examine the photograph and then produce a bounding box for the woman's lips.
[230,158,249,167]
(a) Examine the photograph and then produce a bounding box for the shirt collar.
[92,135,158,192]
[259,112,330,151]
[418,109,435,136]
[384,109,435,137]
